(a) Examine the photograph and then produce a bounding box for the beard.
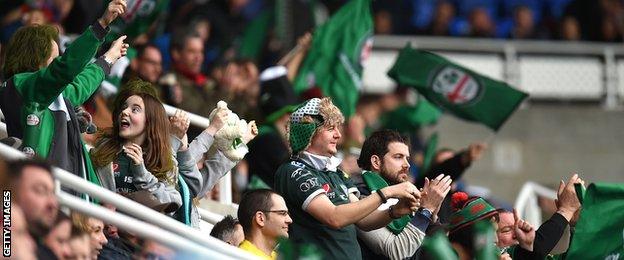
[379,163,408,185]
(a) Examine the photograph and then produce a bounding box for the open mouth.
[120,118,130,129]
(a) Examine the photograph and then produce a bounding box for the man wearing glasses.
[237,189,292,260]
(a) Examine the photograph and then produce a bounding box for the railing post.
[219,171,233,205]
[603,48,619,110]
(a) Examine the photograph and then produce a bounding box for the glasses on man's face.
[261,210,290,217]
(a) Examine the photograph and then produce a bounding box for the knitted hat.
[289,98,323,154]
[259,66,299,124]
[448,192,498,234]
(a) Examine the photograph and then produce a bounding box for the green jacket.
[0,22,111,187]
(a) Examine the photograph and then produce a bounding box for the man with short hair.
[7,159,59,259]
[125,44,163,84]
[274,98,420,259]
[210,215,244,246]
[237,189,292,259]
[353,129,452,259]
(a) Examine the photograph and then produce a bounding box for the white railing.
[0,143,256,259]
[57,191,220,257]
[514,182,557,228]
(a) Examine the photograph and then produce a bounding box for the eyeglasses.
[261,210,290,216]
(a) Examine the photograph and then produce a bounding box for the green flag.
[276,237,323,260]
[421,231,458,260]
[473,220,499,260]
[238,9,273,60]
[422,132,439,173]
[387,45,528,131]
[381,97,441,132]
[567,183,624,259]
[293,0,373,118]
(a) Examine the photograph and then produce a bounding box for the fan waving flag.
[293,0,373,118]
[388,44,528,131]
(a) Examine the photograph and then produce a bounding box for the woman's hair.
[91,80,175,185]
[3,24,60,78]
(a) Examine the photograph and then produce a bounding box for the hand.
[104,35,129,64]
[420,174,452,213]
[513,208,536,251]
[555,173,583,221]
[391,198,419,217]
[500,253,512,260]
[206,107,228,135]
[243,121,258,144]
[170,110,190,150]
[382,182,421,205]
[123,143,144,165]
[99,0,127,27]
[464,142,487,163]
[297,32,312,50]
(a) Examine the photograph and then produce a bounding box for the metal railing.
[0,142,256,259]
[514,181,557,228]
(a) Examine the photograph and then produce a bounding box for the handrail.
[514,182,557,227]
[57,191,221,258]
[163,104,211,129]
[0,143,255,259]
[198,207,226,224]
[373,35,624,55]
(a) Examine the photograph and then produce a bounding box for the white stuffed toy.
[208,101,257,161]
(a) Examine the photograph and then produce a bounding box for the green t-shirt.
[274,159,362,260]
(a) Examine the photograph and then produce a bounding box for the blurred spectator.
[71,212,108,259]
[559,16,581,40]
[244,66,298,187]
[467,7,495,37]
[600,17,623,42]
[209,215,245,246]
[67,224,92,260]
[44,211,73,260]
[124,44,163,85]
[510,6,536,39]
[10,205,38,260]
[427,1,455,36]
[7,159,59,259]
[374,10,394,35]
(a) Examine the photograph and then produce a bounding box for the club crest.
[431,66,482,105]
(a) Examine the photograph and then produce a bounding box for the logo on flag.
[431,66,482,105]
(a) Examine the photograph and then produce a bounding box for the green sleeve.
[62,63,105,106]
[12,25,104,106]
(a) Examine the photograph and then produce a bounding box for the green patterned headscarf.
[289,98,323,154]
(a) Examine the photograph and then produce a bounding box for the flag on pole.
[293,0,373,118]
[566,183,624,259]
[387,44,528,131]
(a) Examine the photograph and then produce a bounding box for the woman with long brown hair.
[90,80,200,213]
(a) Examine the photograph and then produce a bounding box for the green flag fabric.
[473,220,500,260]
[381,97,441,132]
[388,45,528,131]
[421,132,439,173]
[566,183,624,259]
[361,171,410,234]
[421,231,459,260]
[238,9,273,60]
[293,0,373,118]
[276,237,323,260]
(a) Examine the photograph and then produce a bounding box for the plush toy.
[208,101,257,161]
